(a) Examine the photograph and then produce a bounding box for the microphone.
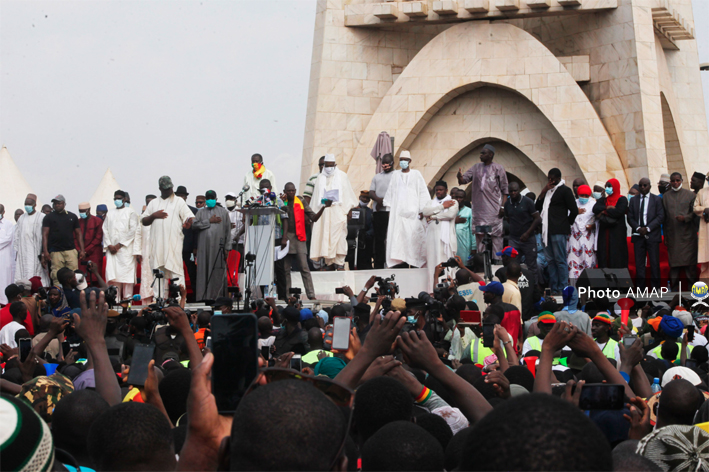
[238,184,250,197]
[118,294,141,304]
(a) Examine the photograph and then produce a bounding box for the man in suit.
[627,177,664,289]
[175,185,198,302]
[346,191,374,270]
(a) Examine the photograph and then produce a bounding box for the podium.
[238,206,284,297]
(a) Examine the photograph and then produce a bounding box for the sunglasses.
[245,368,354,469]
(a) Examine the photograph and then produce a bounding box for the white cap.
[225,192,237,198]
[662,366,702,387]
[324,154,336,163]
[400,150,411,159]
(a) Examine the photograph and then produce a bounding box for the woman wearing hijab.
[593,178,628,268]
[43,286,72,318]
[567,184,597,282]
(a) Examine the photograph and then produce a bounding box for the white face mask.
[225,200,236,209]
[323,166,335,176]
[592,191,603,200]
[671,185,681,192]
[359,200,368,207]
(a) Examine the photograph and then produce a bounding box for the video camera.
[374,275,399,298]
[475,225,494,281]
[289,287,302,300]
[416,292,449,344]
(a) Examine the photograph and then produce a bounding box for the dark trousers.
[373,211,389,269]
[509,236,538,284]
[670,265,697,291]
[633,238,660,289]
[346,234,373,270]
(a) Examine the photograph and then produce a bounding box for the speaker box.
[577,268,634,291]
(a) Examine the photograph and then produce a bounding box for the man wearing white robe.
[310,154,357,269]
[383,150,430,268]
[134,195,156,303]
[104,190,139,299]
[142,176,194,299]
[422,181,459,289]
[13,194,49,287]
[0,205,15,304]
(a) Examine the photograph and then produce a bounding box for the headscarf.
[562,286,579,314]
[604,178,621,207]
[47,287,71,318]
[577,184,592,196]
[636,425,709,472]
[660,316,684,338]
[313,357,347,379]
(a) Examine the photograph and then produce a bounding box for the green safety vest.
[596,338,619,360]
[526,336,560,365]
[650,342,693,363]
[302,349,333,365]
[470,338,495,365]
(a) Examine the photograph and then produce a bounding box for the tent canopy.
[0,146,39,220]
[89,168,122,212]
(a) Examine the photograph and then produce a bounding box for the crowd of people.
[3,147,709,471]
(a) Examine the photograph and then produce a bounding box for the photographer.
[57,263,108,310]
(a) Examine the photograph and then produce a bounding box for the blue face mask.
[206,199,217,208]
[605,187,613,196]
[579,197,589,205]
[114,199,124,208]
[592,192,602,200]
[24,205,34,213]
[125,202,130,207]
[400,160,409,170]
[79,212,88,219]
[627,194,634,200]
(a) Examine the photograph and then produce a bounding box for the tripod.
[150,271,166,306]
[242,253,256,309]
[204,238,230,302]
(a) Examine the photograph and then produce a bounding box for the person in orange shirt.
[194,311,212,349]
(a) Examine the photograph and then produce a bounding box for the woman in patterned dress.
[568,184,598,284]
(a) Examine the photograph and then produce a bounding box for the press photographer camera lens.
[374,275,399,298]
[441,257,458,268]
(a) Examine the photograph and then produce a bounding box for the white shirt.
[0,321,25,348]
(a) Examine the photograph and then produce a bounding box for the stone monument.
[301,0,708,195]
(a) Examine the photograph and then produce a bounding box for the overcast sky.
[1,0,709,209]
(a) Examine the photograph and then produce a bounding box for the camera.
[434,282,450,301]
[441,257,459,269]
[289,287,302,299]
[104,285,118,307]
[375,275,399,298]
[417,292,449,343]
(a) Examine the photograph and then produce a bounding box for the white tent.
[89,168,122,212]
[0,146,39,219]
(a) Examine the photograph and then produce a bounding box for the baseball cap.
[390,298,407,312]
[51,194,66,203]
[479,281,504,296]
[495,246,518,257]
[300,308,314,321]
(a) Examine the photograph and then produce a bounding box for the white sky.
[1,0,709,210]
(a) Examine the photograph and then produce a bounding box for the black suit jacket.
[627,193,664,243]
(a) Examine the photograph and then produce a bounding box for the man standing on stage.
[282,182,328,299]
[383,150,429,269]
[244,153,277,200]
[75,202,104,284]
[310,154,357,270]
[422,181,458,288]
[192,190,232,302]
[134,194,156,303]
[457,144,508,261]
[369,153,394,269]
[141,176,194,298]
[14,194,49,286]
[103,190,139,300]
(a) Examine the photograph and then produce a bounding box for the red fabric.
[292,197,307,242]
[75,215,103,254]
[605,178,621,207]
[578,185,592,196]
[0,304,35,336]
[626,235,701,288]
[227,251,241,287]
[501,308,522,352]
[195,328,209,349]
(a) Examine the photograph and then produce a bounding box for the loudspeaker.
[576,268,634,290]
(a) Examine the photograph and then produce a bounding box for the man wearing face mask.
[192,190,232,302]
[0,204,15,304]
[383,150,429,268]
[95,204,108,220]
[75,202,103,286]
[346,191,374,270]
[142,176,195,300]
[310,154,357,270]
[369,153,394,269]
[628,178,664,289]
[658,173,671,196]
[103,190,139,300]
[664,172,698,290]
[13,193,49,286]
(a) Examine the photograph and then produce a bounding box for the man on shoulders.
[627,178,664,289]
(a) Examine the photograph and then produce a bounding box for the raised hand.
[396,329,442,372]
[484,370,510,399]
